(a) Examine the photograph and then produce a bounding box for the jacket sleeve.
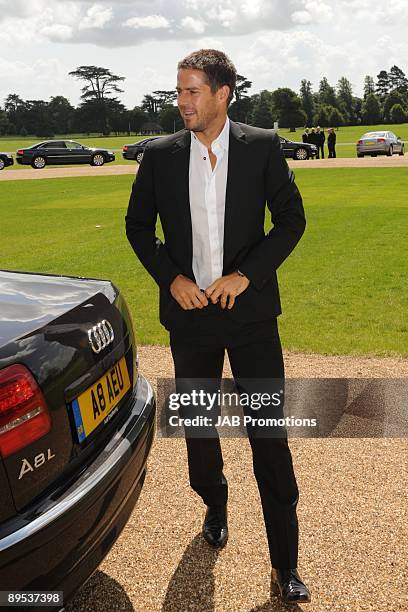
[237,134,306,291]
[125,145,181,290]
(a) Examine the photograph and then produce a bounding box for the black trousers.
[169,304,299,568]
[328,145,336,158]
[318,144,324,158]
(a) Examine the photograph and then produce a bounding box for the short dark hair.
[177,49,237,106]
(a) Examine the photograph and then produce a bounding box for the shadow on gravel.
[249,599,303,611]
[162,534,219,611]
[65,570,134,611]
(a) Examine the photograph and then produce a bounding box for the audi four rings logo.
[88,320,114,354]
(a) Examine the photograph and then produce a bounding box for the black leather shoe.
[202,505,228,548]
[271,568,311,604]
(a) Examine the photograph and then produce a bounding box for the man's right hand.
[169,274,209,310]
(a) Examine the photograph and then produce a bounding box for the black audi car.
[0,270,155,610]
[279,136,317,160]
[122,136,162,163]
[0,152,14,170]
[16,140,115,169]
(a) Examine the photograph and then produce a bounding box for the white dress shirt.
[189,116,230,289]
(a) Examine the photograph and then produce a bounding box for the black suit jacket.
[125,120,306,331]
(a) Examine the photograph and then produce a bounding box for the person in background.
[328,128,337,158]
[302,127,309,143]
[316,126,325,159]
[308,127,318,158]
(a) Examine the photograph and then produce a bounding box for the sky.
[1,0,407,109]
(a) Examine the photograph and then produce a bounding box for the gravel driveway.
[1,155,407,181]
[66,347,407,612]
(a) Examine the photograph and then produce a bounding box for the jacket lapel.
[223,120,248,273]
[170,130,194,278]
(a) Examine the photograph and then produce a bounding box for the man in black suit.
[126,49,310,605]
[316,126,325,159]
[328,128,337,158]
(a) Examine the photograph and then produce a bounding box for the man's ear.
[217,84,230,104]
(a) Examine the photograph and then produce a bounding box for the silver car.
[356,131,405,157]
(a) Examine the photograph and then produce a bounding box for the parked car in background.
[279,136,317,160]
[0,153,13,170]
[356,131,405,157]
[16,140,115,169]
[122,136,162,163]
[0,270,155,610]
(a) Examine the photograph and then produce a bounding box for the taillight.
[0,365,51,458]
[17,149,24,155]
[377,138,385,143]
[357,140,363,145]
[123,146,128,151]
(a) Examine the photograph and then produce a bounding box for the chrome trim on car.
[88,320,114,353]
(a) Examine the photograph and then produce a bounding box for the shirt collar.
[191,116,230,152]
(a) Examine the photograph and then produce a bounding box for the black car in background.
[0,270,155,610]
[0,153,13,170]
[122,136,162,163]
[16,140,115,169]
[279,136,317,160]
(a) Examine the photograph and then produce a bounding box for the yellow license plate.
[71,356,131,442]
[366,140,376,145]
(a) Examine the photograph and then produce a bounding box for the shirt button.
[203,156,206,160]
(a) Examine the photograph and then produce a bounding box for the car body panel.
[356,131,404,156]
[279,136,317,159]
[0,153,14,169]
[15,141,115,167]
[122,136,162,160]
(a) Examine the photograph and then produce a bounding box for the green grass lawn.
[1,169,407,356]
[1,123,407,165]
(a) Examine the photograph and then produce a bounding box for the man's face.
[176,68,227,132]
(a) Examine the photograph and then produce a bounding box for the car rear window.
[363,132,386,138]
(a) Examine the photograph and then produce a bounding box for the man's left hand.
[205,272,250,310]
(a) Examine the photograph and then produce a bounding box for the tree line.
[0,64,407,138]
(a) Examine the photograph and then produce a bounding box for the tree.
[23,100,55,137]
[363,76,375,98]
[337,77,355,124]
[129,106,150,134]
[361,93,381,124]
[4,93,25,133]
[376,70,390,97]
[318,77,337,107]
[141,94,161,118]
[158,105,184,133]
[313,105,331,127]
[250,90,274,128]
[328,107,344,127]
[69,65,125,134]
[390,104,407,124]
[383,91,406,121]
[234,74,252,101]
[228,96,252,123]
[68,66,125,101]
[389,65,408,95]
[300,79,315,125]
[0,109,12,135]
[271,88,306,130]
[152,90,177,107]
[48,96,75,134]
